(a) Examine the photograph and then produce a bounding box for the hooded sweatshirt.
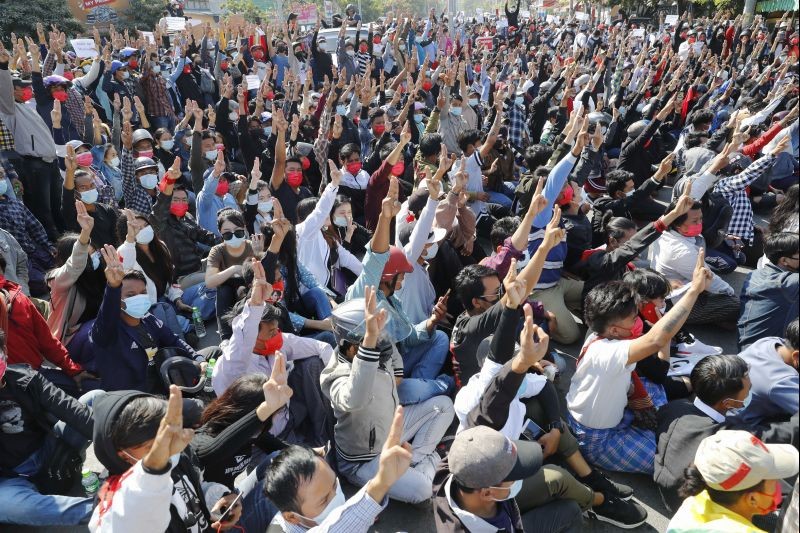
[91,391,227,533]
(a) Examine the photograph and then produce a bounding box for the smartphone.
[211,491,243,523]
[520,418,544,441]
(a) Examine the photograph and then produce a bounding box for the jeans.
[487,181,516,210]
[301,287,333,319]
[398,330,453,405]
[0,390,100,526]
[215,279,244,340]
[338,395,454,503]
[150,300,187,340]
[520,498,584,533]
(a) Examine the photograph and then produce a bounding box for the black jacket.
[618,118,664,186]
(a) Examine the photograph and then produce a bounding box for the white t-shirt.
[566,335,635,429]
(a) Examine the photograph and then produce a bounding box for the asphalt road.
[1,186,760,533]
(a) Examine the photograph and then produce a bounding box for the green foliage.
[221,0,268,22]
[0,0,84,41]
[119,0,168,32]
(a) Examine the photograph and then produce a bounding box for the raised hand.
[381,176,401,219]
[691,248,713,294]
[518,303,549,366]
[363,285,388,347]
[51,99,63,127]
[64,143,77,172]
[542,205,565,249]
[75,201,94,235]
[528,175,548,217]
[100,244,124,288]
[261,352,293,417]
[212,149,225,176]
[503,259,529,308]
[248,260,272,306]
[327,159,342,187]
[142,385,195,471]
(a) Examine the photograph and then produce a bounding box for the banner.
[664,14,678,25]
[291,4,318,25]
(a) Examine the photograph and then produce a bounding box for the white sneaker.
[676,338,723,357]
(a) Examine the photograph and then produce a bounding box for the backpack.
[30,438,85,495]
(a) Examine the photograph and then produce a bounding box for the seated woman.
[330,194,371,264]
[566,253,712,475]
[260,210,335,346]
[668,430,798,532]
[205,209,258,340]
[117,210,191,340]
[295,163,362,303]
[213,261,333,446]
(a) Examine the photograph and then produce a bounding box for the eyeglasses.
[477,287,503,301]
[221,229,246,241]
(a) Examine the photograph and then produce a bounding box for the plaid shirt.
[504,100,528,152]
[313,103,333,193]
[0,195,51,256]
[713,154,776,244]
[0,117,14,151]
[272,484,387,533]
[140,70,175,118]
[120,148,156,214]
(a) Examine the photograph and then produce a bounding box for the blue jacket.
[738,263,799,350]
[196,167,240,235]
[89,284,197,392]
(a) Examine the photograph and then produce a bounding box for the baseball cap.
[11,74,32,87]
[110,60,127,74]
[695,430,799,492]
[449,426,542,489]
[398,223,446,248]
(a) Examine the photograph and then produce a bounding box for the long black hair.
[261,223,301,306]
[115,214,176,283]
[51,233,106,311]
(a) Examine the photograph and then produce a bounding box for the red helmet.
[381,246,414,281]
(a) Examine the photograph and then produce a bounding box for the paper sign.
[575,12,589,21]
[476,36,494,50]
[165,17,186,32]
[632,28,645,38]
[70,39,98,58]
[246,74,261,90]
[141,31,155,44]
[664,14,678,25]
[291,4,318,25]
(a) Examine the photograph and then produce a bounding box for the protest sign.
[70,38,98,58]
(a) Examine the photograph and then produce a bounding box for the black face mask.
[295,52,307,61]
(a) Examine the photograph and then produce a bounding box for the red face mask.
[267,280,284,304]
[265,91,275,100]
[183,65,192,75]
[557,186,574,206]
[128,59,139,69]
[19,87,33,102]
[286,170,304,187]
[170,202,189,217]
[640,302,662,325]
[754,486,783,515]
[619,316,644,339]
[252,50,265,61]
[680,223,703,238]
[76,152,94,167]
[52,90,68,103]
[63,71,75,81]
[215,180,229,196]
[346,161,362,175]
[359,44,368,53]
[391,162,405,176]
[253,330,283,356]
[373,123,386,135]
[136,150,153,158]
[422,81,433,91]
[373,36,382,44]
[220,61,229,70]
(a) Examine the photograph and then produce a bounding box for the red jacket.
[742,123,782,158]
[0,278,82,376]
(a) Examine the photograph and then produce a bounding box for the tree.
[119,0,168,32]
[0,0,84,41]
[221,0,268,22]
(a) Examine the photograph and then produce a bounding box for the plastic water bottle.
[82,471,100,496]
[192,307,206,338]
[204,358,216,393]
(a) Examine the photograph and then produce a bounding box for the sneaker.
[587,496,648,529]
[581,470,634,501]
[676,337,723,357]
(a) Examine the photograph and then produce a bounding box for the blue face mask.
[80,188,99,205]
[450,107,463,116]
[336,104,347,116]
[0,178,7,196]
[263,126,272,137]
[139,173,158,190]
[225,235,245,248]
[726,390,753,417]
[414,114,423,123]
[123,294,151,319]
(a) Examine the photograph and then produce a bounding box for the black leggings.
[215,279,244,340]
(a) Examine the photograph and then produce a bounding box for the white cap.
[695,430,799,491]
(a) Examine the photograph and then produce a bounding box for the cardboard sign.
[70,38,98,58]
[246,74,261,90]
[141,31,155,44]
[165,17,186,32]
[292,4,318,25]
[632,28,645,38]
[664,14,678,25]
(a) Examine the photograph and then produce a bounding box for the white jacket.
[295,183,362,290]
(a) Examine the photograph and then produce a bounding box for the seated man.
[321,287,454,504]
[89,245,204,392]
[654,353,798,512]
[733,319,799,427]
[567,252,711,475]
[0,330,95,527]
[0,255,90,396]
[433,425,583,533]
[346,177,453,405]
[263,407,411,532]
[738,232,799,349]
[0,167,54,296]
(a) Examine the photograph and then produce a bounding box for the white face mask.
[135,225,155,245]
[346,50,355,57]
[205,150,218,160]
[297,480,347,525]
[333,215,349,228]
[121,71,130,80]
[491,479,523,501]
[514,96,524,105]
[108,156,120,168]
[423,242,439,259]
[625,189,635,197]
[152,64,161,74]
[258,199,273,213]
[160,140,174,151]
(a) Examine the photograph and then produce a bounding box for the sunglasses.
[222,229,246,241]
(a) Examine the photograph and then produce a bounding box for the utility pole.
[743,0,757,25]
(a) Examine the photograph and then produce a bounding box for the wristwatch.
[546,420,564,434]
